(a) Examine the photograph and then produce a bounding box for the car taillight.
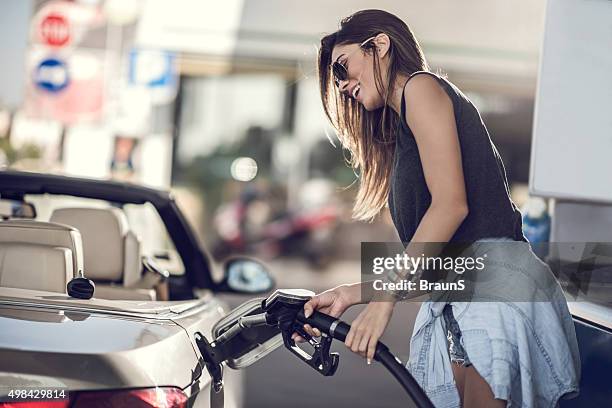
[0,402,69,408]
[71,387,187,408]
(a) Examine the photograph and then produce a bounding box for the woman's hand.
[345,301,395,364]
[291,283,360,343]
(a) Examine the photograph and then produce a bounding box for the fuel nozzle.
[262,289,339,376]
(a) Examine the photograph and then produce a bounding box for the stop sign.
[40,13,71,47]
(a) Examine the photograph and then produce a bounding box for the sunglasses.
[332,36,377,87]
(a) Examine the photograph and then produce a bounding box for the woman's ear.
[373,33,391,59]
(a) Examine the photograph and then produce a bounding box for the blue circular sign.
[34,57,70,93]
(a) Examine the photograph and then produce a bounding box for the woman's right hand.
[291,283,360,343]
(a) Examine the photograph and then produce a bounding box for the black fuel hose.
[296,309,435,408]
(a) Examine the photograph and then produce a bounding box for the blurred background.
[3,1,609,406]
[0,0,542,265]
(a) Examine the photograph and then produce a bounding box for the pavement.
[219,258,422,408]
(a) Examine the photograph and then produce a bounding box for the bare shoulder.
[403,73,453,121]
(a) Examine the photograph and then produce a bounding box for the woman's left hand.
[345,301,395,364]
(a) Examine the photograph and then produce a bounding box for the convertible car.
[1,170,611,408]
[0,170,275,407]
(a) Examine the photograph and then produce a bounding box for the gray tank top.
[388,71,527,244]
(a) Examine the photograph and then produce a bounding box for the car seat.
[50,207,157,301]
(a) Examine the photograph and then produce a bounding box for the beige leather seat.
[0,220,84,278]
[50,207,155,301]
[0,220,83,293]
[0,243,72,293]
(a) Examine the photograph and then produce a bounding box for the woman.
[293,9,580,408]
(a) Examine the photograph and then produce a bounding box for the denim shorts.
[406,237,581,408]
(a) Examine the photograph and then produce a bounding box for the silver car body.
[0,286,243,407]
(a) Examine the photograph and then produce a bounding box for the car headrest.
[0,220,83,278]
[50,207,141,283]
[0,243,73,293]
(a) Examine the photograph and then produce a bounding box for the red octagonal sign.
[40,13,71,47]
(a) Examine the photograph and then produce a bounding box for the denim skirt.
[406,237,581,408]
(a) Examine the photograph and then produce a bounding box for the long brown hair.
[318,9,429,221]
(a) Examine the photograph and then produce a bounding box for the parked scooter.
[195,289,434,408]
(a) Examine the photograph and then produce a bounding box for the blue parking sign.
[128,49,176,87]
[128,49,177,104]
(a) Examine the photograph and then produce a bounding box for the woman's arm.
[345,75,470,361]
[367,74,470,304]
[302,75,470,361]
[406,74,469,243]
